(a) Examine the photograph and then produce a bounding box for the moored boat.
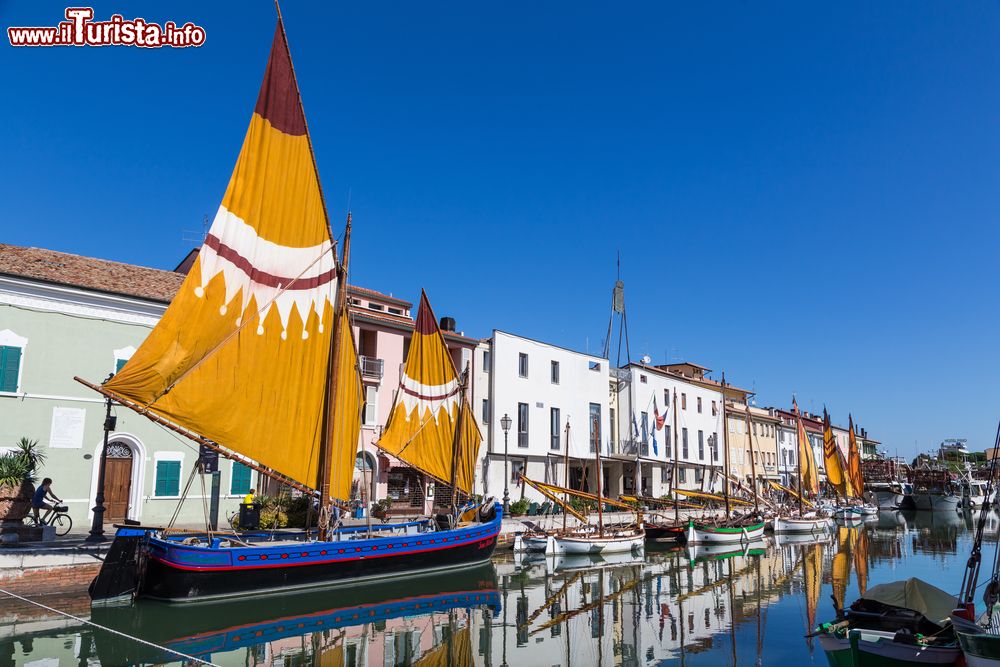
[546,525,645,555]
[685,518,766,544]
[773,515,832,534]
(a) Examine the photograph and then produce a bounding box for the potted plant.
[371,497,393,522]
[0,438,44,523]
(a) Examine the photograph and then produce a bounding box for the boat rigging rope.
[0,588,220,666]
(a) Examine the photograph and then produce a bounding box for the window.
[230,461,252,495]
[661,467,669,484]
[483,350,491,371]
[589,403,601,453]
[698,430,704,460]
[665,425,672,456]
[551,360,560,384]
[363,386,378,425]
[154,459,181,497]
[589,361,601,371]
[681,393,687,410]
[550,408,561,450]
[678,467,687,483]
[115,358,128,373]
[697,397,702,414]
[640,412,649,445]
[388,307,403,315]
[695,468,703,483]
[0,344,23,393]
[711,432,718,460]
[482,399,490,423]
[510,459,526,483]
[664,389,670,406]
[609,408,615,449]
[367,302,384,311]
[517,402,529,448]
[682,428,689,458]
[712,400,717,416]
[640,374,647,384]
[518,353,528,378]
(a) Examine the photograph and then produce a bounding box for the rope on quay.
[0,588,220,667]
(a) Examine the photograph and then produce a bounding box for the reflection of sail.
[853,527,869,596]
[804,543,823,632]
[831,526,852,610]
[414,626,472,667]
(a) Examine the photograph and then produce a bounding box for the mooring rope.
[0,588,220,666]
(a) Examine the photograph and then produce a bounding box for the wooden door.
[104,443,133,522]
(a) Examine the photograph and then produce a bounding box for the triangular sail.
[823,410,852,498]
[794,399,819,495]
[377,292,481,494]
[847,415,864,496]
[100,22,352,493]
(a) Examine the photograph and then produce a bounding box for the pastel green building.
[0,244,255,529]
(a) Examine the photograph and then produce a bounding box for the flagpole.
[672,390,680,525]
[744,403,760,514]
[721,373,732,519]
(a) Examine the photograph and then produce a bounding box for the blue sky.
[2,2,998,458]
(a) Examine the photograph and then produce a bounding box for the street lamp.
[500,413,512,514]
[86,392,115,543]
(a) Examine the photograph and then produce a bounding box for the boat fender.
[478,499,497,523]
[984,577,1000,610]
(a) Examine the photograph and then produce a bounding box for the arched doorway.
[105,440,134,522]
[355,452,377,504]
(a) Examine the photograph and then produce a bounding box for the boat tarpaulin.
[862,578,958,625]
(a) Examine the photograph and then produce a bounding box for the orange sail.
[823,410,852,498]
[847,414,864,497]
[377,292,481,494]
[99,21,362,498]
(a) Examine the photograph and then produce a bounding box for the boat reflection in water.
[90,563,499,666]
[10,514,1000,666]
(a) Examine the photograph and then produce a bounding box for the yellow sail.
[823,410,852,498]
[414,626,472,667]
[831,525,852,610]
[847,414,864,497]
[377,292,481,494]
[101,22,352,494]
[794,399,819,495]
[852,526,869,596]
[804,542,823,631]
[328,308,365,501]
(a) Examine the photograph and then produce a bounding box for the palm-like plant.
[0,437,43,487]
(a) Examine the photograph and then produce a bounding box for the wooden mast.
[563,421,571,532]
[671,389,680,524]
[720,373,732,519]
[795,400,804,516]
[744,403,760,514]
[594,414,605,538]
[448,364,469,518]
[317,213,352,541]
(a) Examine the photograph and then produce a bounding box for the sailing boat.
[545,415,645,555]
[83,16,500,604]
[685,374,766,544]
[773,398,832,534]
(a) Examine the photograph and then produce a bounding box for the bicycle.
[26,504,73,537]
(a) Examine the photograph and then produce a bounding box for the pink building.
[347,286,480,516]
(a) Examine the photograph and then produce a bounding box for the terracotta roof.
[0,243,185,303]
[351,307,478,345]
[347,285,411,308]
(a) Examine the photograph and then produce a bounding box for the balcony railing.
[359,356,384,380]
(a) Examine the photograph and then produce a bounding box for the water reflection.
[2,510,997,666]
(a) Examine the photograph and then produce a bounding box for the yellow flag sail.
[794,398,819,495]
[847,414,864,497]
[377,292,481,494]
[100,22,360,496]
[823,410,852,498]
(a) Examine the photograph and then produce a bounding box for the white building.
[473,330,612,507]
[773,409,798,487]
[615,362,727,497]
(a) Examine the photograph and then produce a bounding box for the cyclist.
[31,477,62,523]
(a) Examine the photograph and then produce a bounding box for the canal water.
[2,509,993,666]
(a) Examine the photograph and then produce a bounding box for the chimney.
[439,316,456,332]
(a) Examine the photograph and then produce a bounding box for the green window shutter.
[0,346,22,393]
[155,460,181,497]
[230,462,252,495]
[115,358,128,373]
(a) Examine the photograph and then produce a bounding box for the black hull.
[141,533,498,601]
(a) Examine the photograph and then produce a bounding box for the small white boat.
[512,533,549,553]
[545,527,645,555]
[773,515,833,534]
[834,506,865,521]
[685,519,767,545]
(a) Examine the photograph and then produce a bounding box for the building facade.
[473,330,611,506]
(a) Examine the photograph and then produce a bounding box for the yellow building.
[724,400,782,492]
